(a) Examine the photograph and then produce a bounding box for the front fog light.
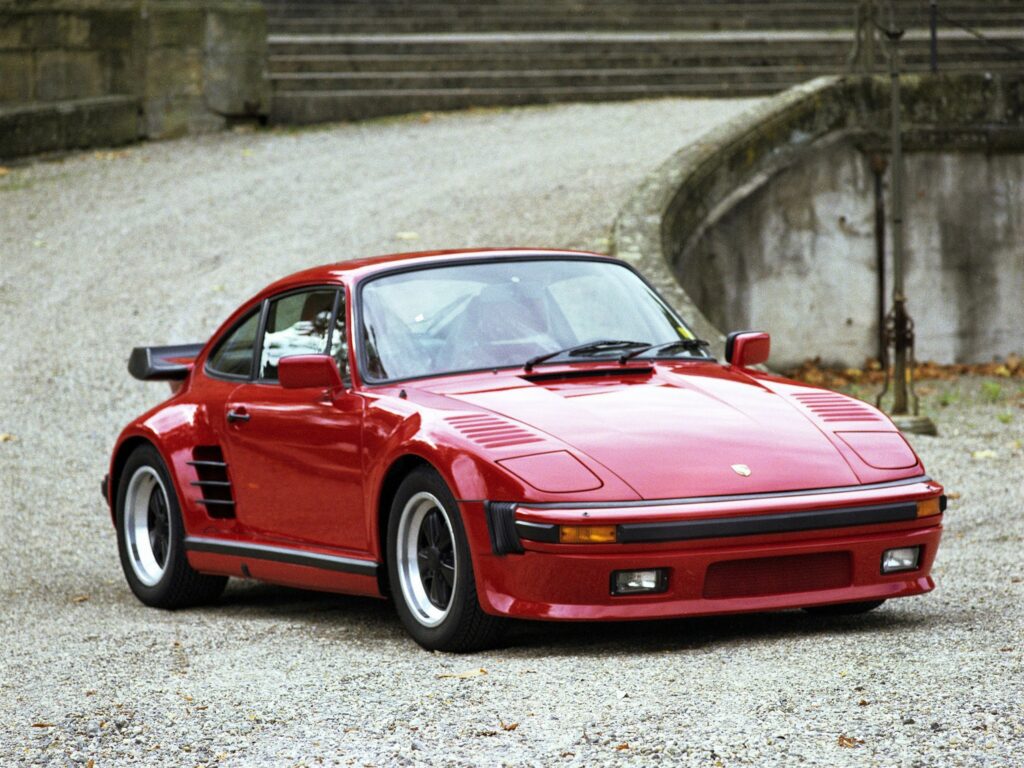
[881,546,921,573]
[611,568,668,595]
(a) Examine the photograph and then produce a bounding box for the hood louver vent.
[792,391,882,423]
[446,413,543,449]
[187,446,235,518]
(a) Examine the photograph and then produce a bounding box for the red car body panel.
[107,249,944,621]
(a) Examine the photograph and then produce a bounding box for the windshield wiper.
[524,340,649,372]
[617,338,710,364]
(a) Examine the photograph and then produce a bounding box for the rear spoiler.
[128,343,204,381]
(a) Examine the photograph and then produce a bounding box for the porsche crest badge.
[731,464,752,477]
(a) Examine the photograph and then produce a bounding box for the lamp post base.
[891,414,938,436]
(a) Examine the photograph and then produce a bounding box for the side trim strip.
[184,536,379,577]
[518,475,932,510]
[615,502,919,544]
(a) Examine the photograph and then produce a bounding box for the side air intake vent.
[446,413,543,449]
[792,392,883,423]
[187,446,235,518]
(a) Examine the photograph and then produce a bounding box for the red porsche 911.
[105,249,944,651]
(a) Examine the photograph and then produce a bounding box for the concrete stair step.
[261,0,1019,12]
[270,81,783,122]
[269,65,844,91]
[266,13,1022,33]
[269,60,1022,92]
[265,29,1024,56]
[267,41,1016,73]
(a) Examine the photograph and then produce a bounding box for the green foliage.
[981,381,1003,403]
[997,412,1013,425]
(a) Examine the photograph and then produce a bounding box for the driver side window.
[259,289,347,382]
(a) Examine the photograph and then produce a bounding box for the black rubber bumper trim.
[101,474,109,503]
[511,502,923,545]
[184,536,378,577]
[514,520,559,544]
[616,502,920,544]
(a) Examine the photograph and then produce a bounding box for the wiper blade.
[524,340,649,372]
[618,338,710,364]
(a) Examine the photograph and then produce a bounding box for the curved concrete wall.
[691,142,1024,366]
[613,72,1024,366]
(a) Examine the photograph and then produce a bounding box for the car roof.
[258,248,619,296]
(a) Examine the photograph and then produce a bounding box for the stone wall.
[613,72,1024,366]
[0,0,267,159]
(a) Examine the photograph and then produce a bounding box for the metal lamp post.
[875,20,938,436]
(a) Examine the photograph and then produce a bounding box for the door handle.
[227,408,250,423]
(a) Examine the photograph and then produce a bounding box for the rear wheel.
[387,467,504,652]
[116,444,227,608]
[804,600,885,615]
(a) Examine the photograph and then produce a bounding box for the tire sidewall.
[387,468,477,650]
[115,444,185,606]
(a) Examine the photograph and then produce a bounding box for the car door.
[216,286,368,553]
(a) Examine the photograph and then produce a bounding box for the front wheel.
[387,467,504,652]
[115,444,227,608]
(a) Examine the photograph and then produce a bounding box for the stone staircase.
[265,1,1024,124]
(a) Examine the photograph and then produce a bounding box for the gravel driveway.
[2,97,1022,767]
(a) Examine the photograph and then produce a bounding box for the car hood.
[422,364,865,499]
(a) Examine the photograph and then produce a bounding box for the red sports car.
[105,249,944,651]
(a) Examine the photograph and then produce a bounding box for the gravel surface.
[2,98,1023,767]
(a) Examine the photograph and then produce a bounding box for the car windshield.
[358,258,707,382]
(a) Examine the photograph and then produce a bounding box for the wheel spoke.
[435,575,452,607]
[425,511,442,546]
[438,561,455,586]
[427,572,442,607]
[150,529,167,565]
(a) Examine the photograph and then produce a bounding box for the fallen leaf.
[395,231,420,241]
[946,491,962,500]
[86,760,95,768]
[437,668,487,679]
[31,722,54,728]
[858,699,870,706]
[1000,647,1014,652]
[615,742,630,750]
[0,433,15,442]
[971,449,998,460]
[476,730,498,737]
[0,166,9,176]
[72,594,90,603]
[837,734,863,748]
[500,720,518,731]
[560,752,575,758]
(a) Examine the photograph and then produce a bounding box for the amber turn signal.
[559,525,617,544]
[916,497,942,518]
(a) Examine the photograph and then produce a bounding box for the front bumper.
[468,478,944,620]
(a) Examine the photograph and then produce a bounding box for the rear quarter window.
[207,308,261,378]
